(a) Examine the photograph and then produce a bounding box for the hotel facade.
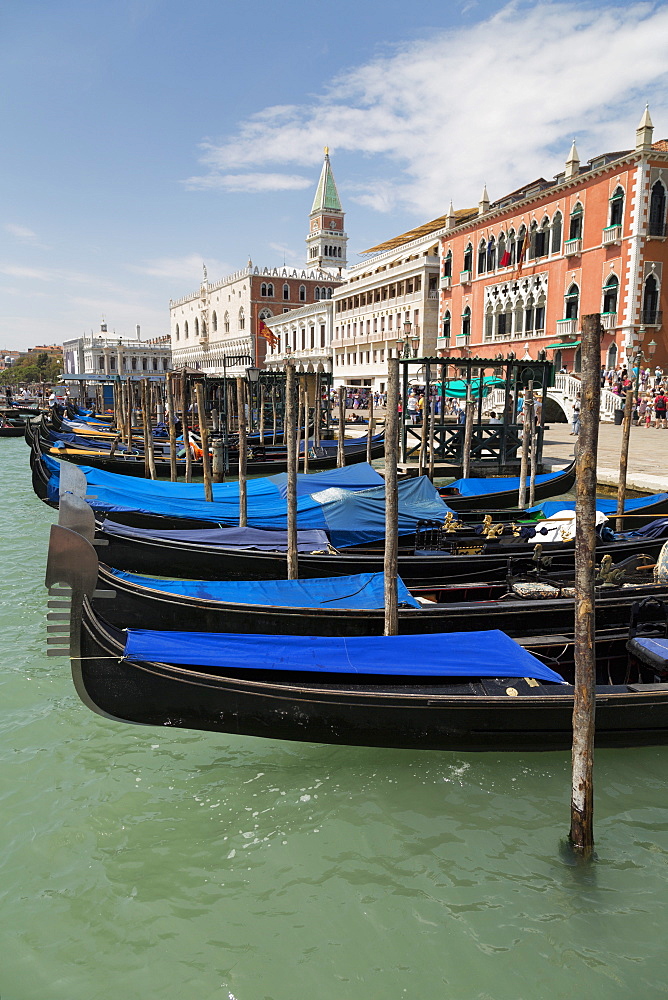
[435,109,668,370]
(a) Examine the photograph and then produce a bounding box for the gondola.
[54,497,662,639]
[439,460,577,511]
[40,425,385,477]
[30,448,668,586]
[45,522,668,751]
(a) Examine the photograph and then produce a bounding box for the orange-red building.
[437,108,668,371]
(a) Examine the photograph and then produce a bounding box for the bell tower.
[306,148,347,275]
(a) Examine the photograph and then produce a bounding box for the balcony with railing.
[440,275,451,289]
[564,237,582,257]
[460,270,472,285]
[556,318,578,337]
[602,225,622,246]
[601,311,618,330]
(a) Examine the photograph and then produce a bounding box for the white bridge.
[482,373,625,423]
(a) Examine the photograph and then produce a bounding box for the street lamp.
[245,366,260,384]
[396,320,421,358]
[648,339,658,358]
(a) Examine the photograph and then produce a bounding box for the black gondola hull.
[74,608,668,751]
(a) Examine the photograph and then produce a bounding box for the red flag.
[499,249,511,267]
[516,232,528,275]
[258,319,277,347]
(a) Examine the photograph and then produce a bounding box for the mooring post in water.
[366,387,374,465]
[236,377,247,524]
[570,312,602,858]
[145,380,157,480]
[193,381,212,501]
[165,372,178,482]
[529,403,538,508]
[337,387,345,468]
[302,383,310,474]
[181,373,193,484]
[518,382,534,509]
[461,383,474,480]
[384,356,400,636]
[285,362,298,580]
[616,347,641,532]
[259,385,265,447]
[314,372,321,449]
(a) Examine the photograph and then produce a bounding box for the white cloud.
[4,223,49,248]
[268,242,304,265]
[131,254,232,283]
[187,1,668,216]
[184,171,312,193]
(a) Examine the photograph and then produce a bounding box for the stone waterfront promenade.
[542,421,668,494]
[346,412,668,494]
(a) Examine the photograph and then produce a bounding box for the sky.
[2,0,668,349]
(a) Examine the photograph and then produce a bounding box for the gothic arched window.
[649,181,666,236]
[442,250,452,278]
[212,311,217,332]
[266,283,274,297]
[260,283,267,296]
[462,306,471,338]
[477,239,487,275]
[442,310,451,339]
[194,317,199,336]
[569,203,584,241]
[463,243,473,272]
[551,212,562,253]
[299,284,306,302]
[609,187,624,227]
[184,321,189,339]
[239,308,245,330]
[602,274,619,314]
[283,283,289,300]
[643,273,660,324]
[487,235,496,271]
[565,283,579,320]
[224,312,229,333]
[175,324,180,341]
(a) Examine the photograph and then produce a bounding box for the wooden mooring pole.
[181,373,193,484]
[461,384,474,480]
[518,383,534,509]
[366,388,374,466]
[616,348,640,532]
[337,388,345,468]
[194,382,213,502]
[165,372,178,482]
[570,313,601,857]
[236,377,247,525]
[384,357,400,636]
[285,362,298,580]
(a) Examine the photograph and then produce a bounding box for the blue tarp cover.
[448,466,572,497]
[46,455,446,547]
[123,628,565,682]
[103,521,331,552]
[109,569,422,610]
[531,495,668,518]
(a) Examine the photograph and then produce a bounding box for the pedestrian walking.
[571,394,581,435]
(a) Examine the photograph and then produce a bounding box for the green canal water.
[1,440,667,999]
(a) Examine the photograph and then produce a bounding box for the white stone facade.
[263,300,334,373]
[62,328,171,377]
[331,236,441,391]
[170,266,340,376]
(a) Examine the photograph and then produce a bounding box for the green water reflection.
[1,441,667,1000]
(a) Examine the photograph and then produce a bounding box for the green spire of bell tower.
[311,147,342,213]
[306,148,347,274]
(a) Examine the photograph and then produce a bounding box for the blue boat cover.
[123,628,565,683]
[109,569,422,610]
[45,455,447,547]
[103,521,331,552]
[530,495,668,519]
[448,465,572,497]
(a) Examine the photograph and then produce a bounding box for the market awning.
[544,341,581,349]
